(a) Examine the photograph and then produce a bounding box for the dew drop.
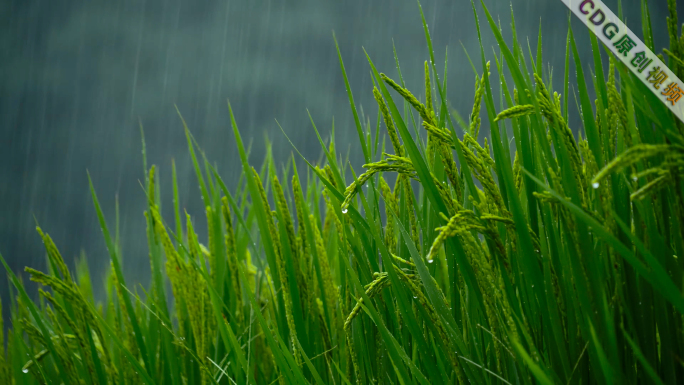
[592,182,599,189]
[22,369,29,374]
[342,208,348,214]
[413,296,418,299]
[632,175,638,181]
[428,259,434,264]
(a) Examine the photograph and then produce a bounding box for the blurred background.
[0,0,680,322]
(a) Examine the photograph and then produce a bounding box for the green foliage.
[4,0,684,383]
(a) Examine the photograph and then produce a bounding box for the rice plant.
[3,0,684,383]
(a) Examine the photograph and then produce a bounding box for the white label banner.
[560,0,684,123]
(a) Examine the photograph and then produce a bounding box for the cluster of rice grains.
[4,0,684,383]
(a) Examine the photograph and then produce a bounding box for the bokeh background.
[1,0,680,322]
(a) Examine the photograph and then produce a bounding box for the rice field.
[2,0,684,383]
